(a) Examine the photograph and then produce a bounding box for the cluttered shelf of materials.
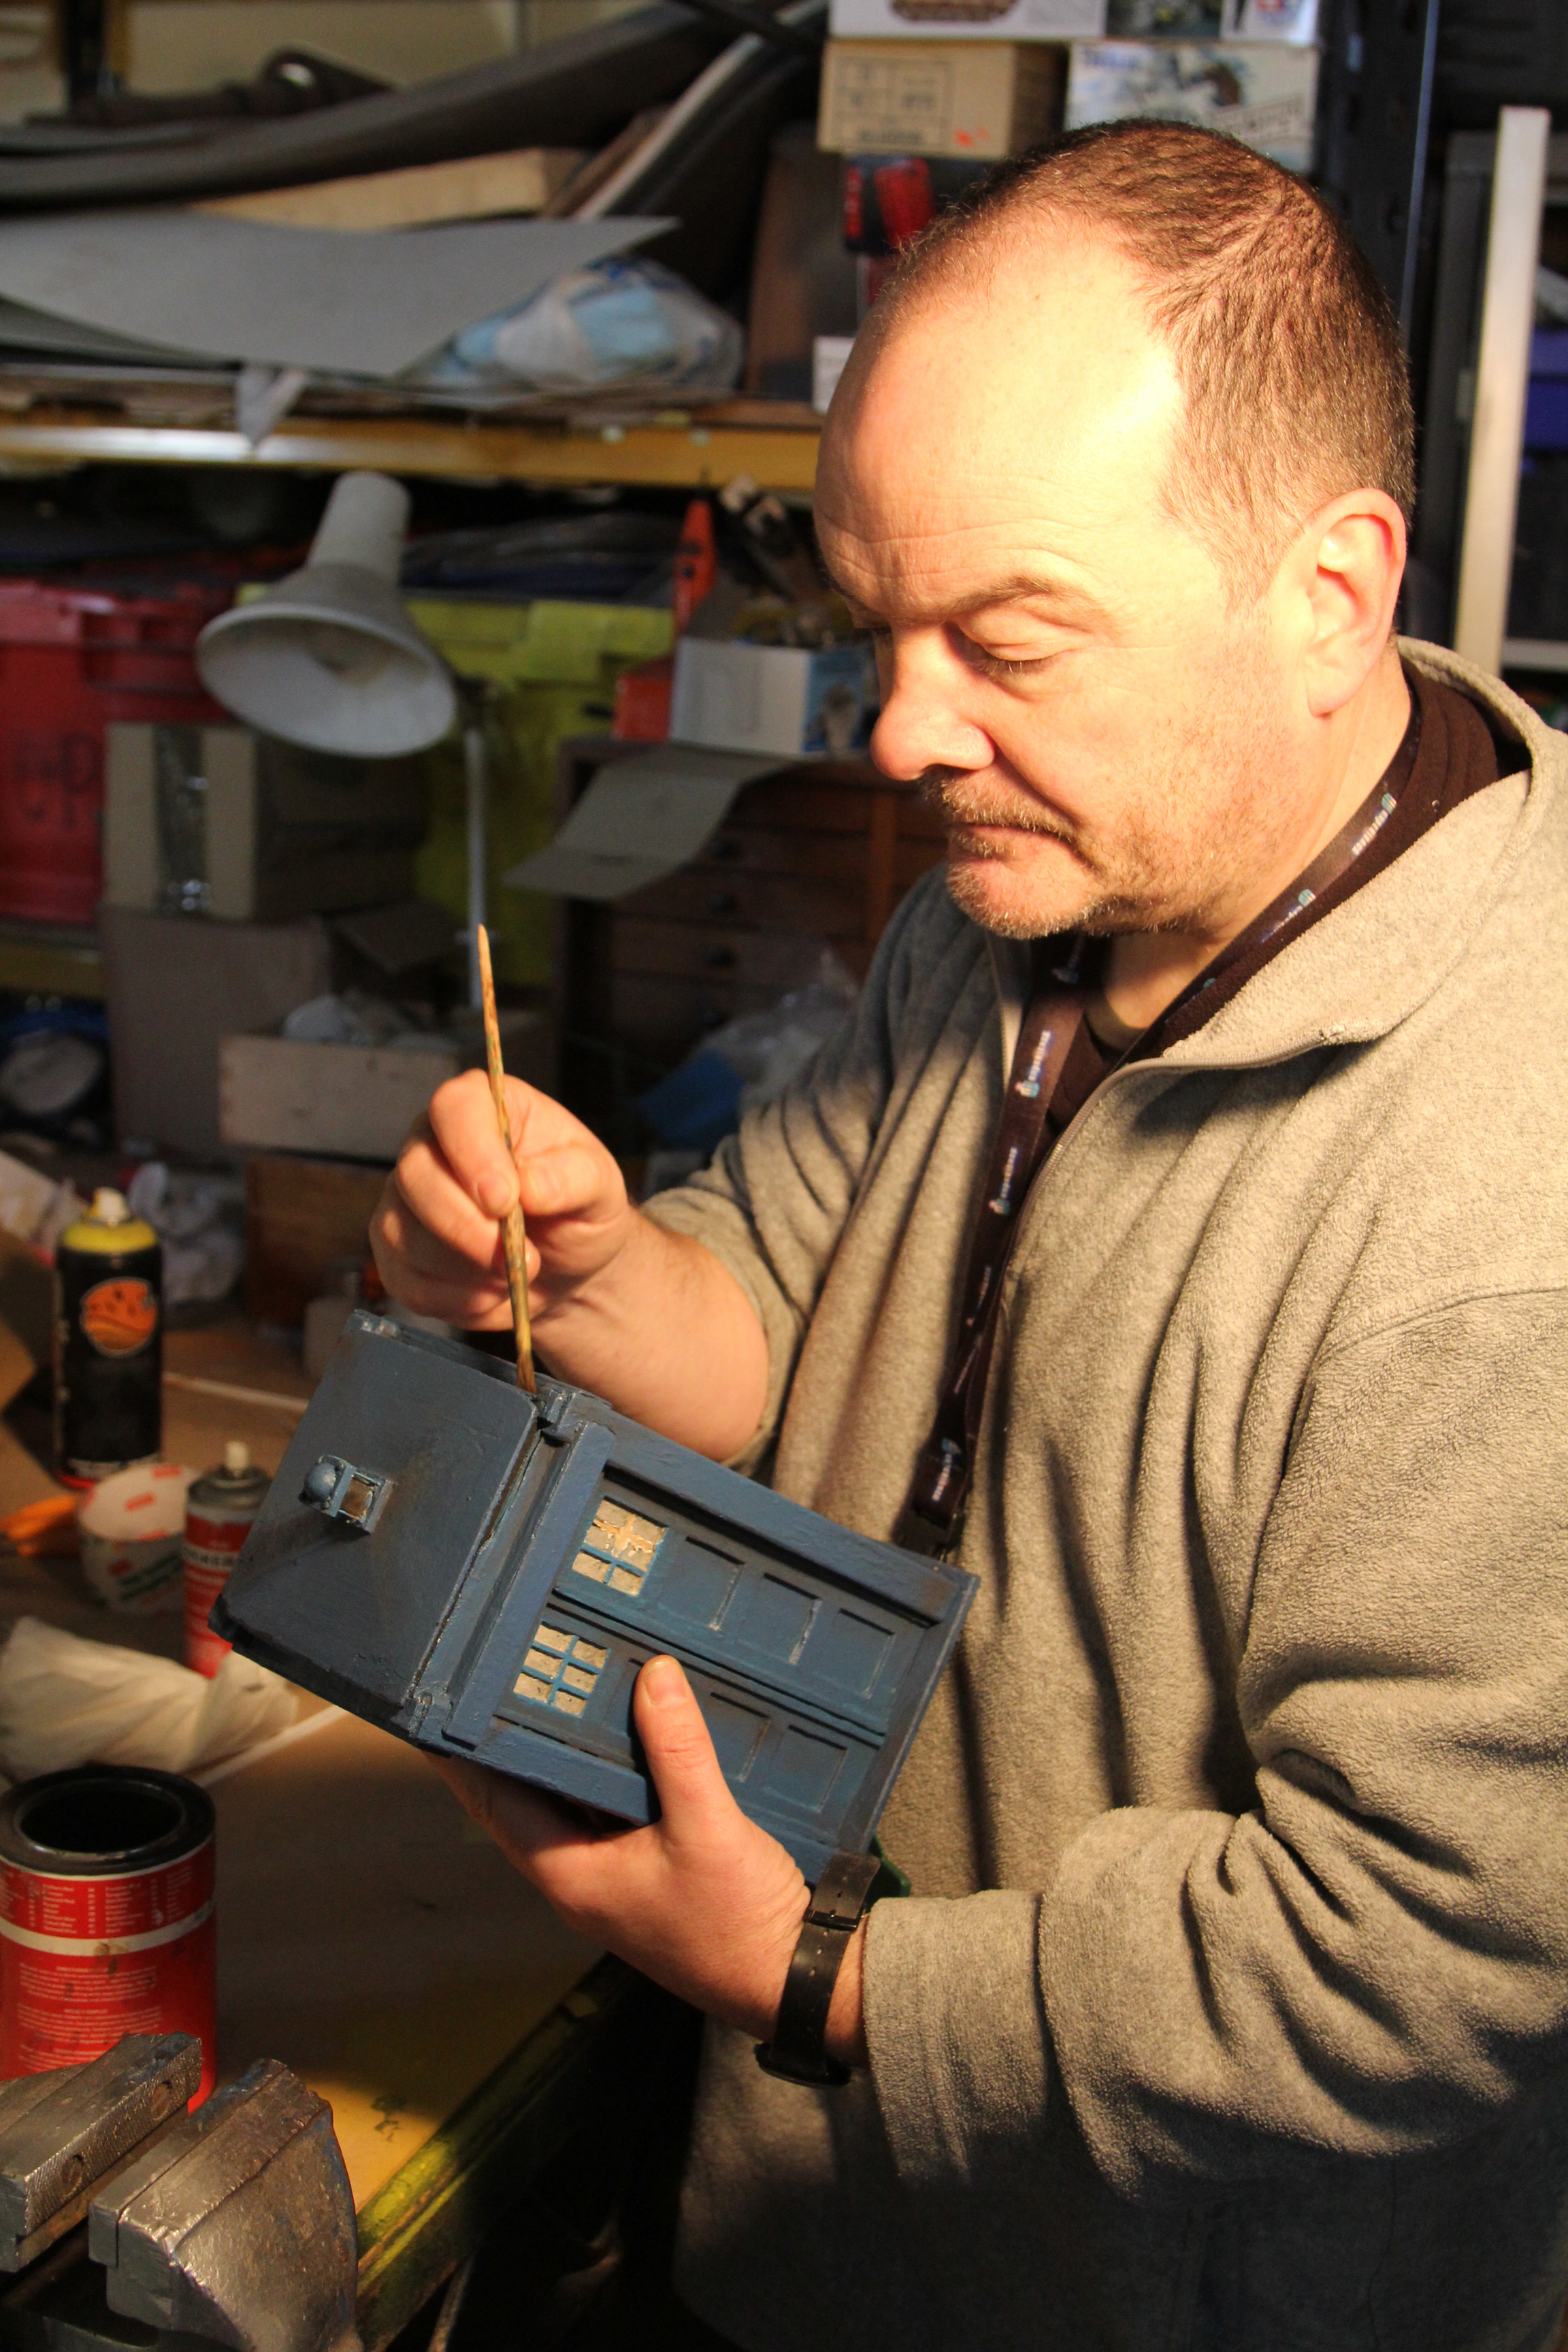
[0,398,823,491]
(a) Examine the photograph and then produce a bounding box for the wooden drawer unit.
[553,740,947,1120]
[620,865,866,936]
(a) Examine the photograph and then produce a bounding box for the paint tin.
[54,1188,162,1489]
[184,1443,271,1678]
[0,1766,215,2102]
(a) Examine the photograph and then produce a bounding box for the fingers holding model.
[432,1654,866,2065]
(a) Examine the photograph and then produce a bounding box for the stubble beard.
[921,670,1298,945]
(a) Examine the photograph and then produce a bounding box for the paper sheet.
[503,742,785,901]
[0,208,671,378]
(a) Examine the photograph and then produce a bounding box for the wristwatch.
[755,1849,883,2087]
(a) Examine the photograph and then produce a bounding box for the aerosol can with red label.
[53,1188,162,1488]
[184,1442,271,1677]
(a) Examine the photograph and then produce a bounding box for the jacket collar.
[982,642,1551,1083]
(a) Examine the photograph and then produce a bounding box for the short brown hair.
[884,121,1415,588]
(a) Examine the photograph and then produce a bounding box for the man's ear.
[1279,489,1407,719]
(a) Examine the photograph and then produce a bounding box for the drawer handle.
[702,945,736,970]
[710,835,741,862]
[707,889,738,915]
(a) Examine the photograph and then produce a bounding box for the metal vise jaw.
[88,2057,359,2352]
[0,2034,200,2274]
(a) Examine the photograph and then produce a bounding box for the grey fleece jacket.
[644,645,1568,2352]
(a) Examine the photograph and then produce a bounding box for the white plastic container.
[77,1460,191,1612]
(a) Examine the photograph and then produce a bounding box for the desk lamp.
[195,471,495,1007]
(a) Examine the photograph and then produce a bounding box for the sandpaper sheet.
[504,742,784,901]
[0,209,670,376]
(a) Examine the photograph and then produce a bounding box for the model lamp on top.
[214,1313,977,1879]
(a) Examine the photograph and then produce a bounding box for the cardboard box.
[125,1,517,94]
[818,37,1065,155]
[670,640,879,760]
[101,904,334,1158]
[0,7,62,126]
[744,121,860,400]
[1065,41,1319,171]
[830,0,1102,40]
[104,723,425,924]
[219,1011,553,1163]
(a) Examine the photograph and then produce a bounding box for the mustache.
[917,766,1080,845]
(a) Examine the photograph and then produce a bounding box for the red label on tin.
[0,1836,216,2100]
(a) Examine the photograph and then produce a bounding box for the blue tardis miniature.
[216,1312,977,1879]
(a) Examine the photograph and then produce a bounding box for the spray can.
[183,1443,270,1678]
[0,1765,216,2103]
[53,1189,162,1489]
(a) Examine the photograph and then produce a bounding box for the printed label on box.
[830,0,1103,42]
[824,52,960,148]
[1065,39,1318,171]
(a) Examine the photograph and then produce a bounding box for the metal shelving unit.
[1416,110,1567,676]
[0,402,823,493]
[0,397,821,998]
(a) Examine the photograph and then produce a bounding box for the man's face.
[815,229,1309,943]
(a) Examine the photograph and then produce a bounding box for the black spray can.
[54,1188,162,1488]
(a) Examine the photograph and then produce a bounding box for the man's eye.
[963,640,1052,681]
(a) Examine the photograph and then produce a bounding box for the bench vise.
[0,2036,359,2352]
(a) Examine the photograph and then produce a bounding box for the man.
[374,123,1568,2352]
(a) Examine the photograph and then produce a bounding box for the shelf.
[0,403,823,493]
[0,919,103,999]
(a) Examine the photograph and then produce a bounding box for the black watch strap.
[755,1850,883,2088]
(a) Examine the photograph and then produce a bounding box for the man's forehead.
[816,238,1186,610]
[818,509,1109,626]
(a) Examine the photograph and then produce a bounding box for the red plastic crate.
[0,583,229,926]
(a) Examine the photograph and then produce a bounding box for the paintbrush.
[476,923,536,1394]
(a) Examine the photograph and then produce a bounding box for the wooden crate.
[222,1013,552,1163]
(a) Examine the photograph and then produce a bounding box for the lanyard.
[904,757,1409,1543]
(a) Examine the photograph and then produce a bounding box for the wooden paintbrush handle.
[476,924,536,1394]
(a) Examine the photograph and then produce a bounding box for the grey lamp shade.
[195,472,456,758]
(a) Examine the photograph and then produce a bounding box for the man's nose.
[870,641,994,783]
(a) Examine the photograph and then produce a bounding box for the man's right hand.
[372,1068,631,1334]
[370,1069,769,1461]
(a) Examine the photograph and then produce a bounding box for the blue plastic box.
[215,1313,977,1880]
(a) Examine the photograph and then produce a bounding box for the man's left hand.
[433,1655,868,2063]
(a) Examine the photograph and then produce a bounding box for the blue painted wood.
[444,1426,615,1750]
[216,1314,977,1875]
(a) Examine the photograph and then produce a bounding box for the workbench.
[0,1313,681,2349]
